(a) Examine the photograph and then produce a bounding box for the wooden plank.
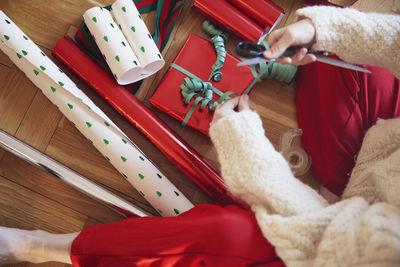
[271,0,302,27]
[0,62,10,84]
[353,0,397,13]
[82,216,104,229]
[0,147,5,161]
[15,90,63,152]
[392,0,400,13]
[0,151,129,223]
[0,0,115,50]
[0,64,11,135]
[0,50,13,67]
[0,65,38,135]
[0,174,87,233]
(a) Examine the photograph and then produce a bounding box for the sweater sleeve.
[296,6,400,79]
[209,110,328,217]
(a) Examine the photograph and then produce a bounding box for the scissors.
[235,41,371,73]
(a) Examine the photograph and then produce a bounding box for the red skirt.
[71,204,284,266]
[295,59,400,196]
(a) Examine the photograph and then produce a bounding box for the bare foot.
[0,226,79,265]
[0,226,38,264]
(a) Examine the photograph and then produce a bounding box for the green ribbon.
[201,21,227,82]
[256,42,297,82]
[170,63,237,126]
[208,35,226,82]
[202,20,229,43]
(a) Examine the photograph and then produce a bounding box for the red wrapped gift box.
[150,33,255,136]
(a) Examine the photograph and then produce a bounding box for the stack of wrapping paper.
[0,10,194,217]
[83,0,164,85]
[75,0,183,64]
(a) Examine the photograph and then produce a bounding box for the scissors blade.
[314,54,371,73]
[237,53,371,73]
[257,27,272,46]
[257,13,285,45]
[237,57,270,66]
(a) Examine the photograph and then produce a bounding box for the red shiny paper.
[150,34,255,136]
[193,0,263,42]
[52,36,234,204]
[226,0,284,29]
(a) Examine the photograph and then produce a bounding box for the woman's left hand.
[211,95,251,125]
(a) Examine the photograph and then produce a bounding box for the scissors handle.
[234,42,266,58]
[279,46,302,58]
[235,42,303,59]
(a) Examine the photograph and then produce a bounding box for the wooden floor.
[0,0,397,266]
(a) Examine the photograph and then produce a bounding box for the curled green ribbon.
[202,20,229,42]
[209,35,226,82]
[202,20,227,82]
[171,63,237,126]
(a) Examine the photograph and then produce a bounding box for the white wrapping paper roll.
[83,7,142,84]
[0,11,193,217]
[111,0,164,74]
[83,0,165,85]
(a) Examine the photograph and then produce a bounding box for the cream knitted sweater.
[209,7,400,267]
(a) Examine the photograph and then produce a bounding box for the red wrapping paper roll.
[52,36,234,204]
[193,0,263,42]
[225,0,284,29]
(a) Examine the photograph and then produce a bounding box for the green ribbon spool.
[247,41,298,88]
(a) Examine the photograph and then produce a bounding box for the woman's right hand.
[211,95,250,126]
[263,19,317,65]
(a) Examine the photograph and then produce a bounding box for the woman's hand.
[211,95,251,125]
[263,19,317,65]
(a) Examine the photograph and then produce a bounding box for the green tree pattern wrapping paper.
[83,0,165,85]
[0,10,193,217]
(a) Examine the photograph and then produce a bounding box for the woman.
[1,5,399,266]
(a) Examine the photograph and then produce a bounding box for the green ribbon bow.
[171,63,237,125]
